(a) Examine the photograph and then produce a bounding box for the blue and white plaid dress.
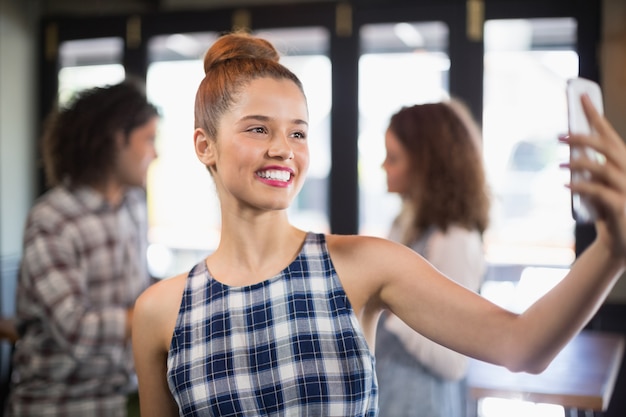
[167,232,378,416]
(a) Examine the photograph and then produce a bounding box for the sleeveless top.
[167,232,378,417]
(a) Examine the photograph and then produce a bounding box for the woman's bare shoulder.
[324,232,435,298]
[324,233,413,260]
[135,272,188,327]
[132,272,190,382]
[325,232,385,249]
[141,273,187,302]
[323,233,421,290]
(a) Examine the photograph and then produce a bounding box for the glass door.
[479,17,579,417]
[145,31,218,277]
[482,18,578,272]
[57,37,125,105]
[358,21,450,237]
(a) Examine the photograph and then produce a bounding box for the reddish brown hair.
[388,99,491,236]
[194,31,304,140]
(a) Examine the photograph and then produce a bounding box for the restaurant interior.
[2,0,626,415]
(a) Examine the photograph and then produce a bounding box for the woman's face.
[382,129,412,196]
[201,77,310,212]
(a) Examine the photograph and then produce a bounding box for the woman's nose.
[268,134,294,160]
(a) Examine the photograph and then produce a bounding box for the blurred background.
[2,0,626,415]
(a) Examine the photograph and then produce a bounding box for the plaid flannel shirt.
[8,185,150,417]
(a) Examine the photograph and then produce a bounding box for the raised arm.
[519,93,626,371]
[391,96,625,373]
[567,94,626,260]
[332,101,626,373]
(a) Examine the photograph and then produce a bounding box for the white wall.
[0,0,37,314]
[0,0,38,399]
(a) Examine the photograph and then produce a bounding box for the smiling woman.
[132,32,380,416]
[143,28,332,278]
[131,30,626,417]
[194,76,309,211]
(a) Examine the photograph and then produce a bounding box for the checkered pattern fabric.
[167,232,378,416]
[8,185,150,417]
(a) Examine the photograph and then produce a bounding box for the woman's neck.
[208,212,307,286]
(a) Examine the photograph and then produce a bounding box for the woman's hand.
[563,94,626,262]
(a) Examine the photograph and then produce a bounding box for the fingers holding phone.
[564,79,626,256]
[566,77,605,223]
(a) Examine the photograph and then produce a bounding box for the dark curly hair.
[388,99,491,238]
[41,79,159,187]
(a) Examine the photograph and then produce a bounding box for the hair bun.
[204,32,280,74]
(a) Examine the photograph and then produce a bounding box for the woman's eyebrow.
[240,114,308,127]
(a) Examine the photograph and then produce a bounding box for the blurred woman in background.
[376,99,491,417]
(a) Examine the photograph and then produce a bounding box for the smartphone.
[566,77,604,223]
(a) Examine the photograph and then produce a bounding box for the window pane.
[482,18,578,270]
[479,20,577,417]
[146,32,218,278]
[358,22,450,237]
[255,28,332,234]
[146,28,331,278]
[58,38,125,105]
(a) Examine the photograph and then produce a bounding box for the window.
[482,18,578,271]
[57,37,125,105]
[358,21,450,237]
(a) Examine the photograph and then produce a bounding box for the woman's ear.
[194,128,216,167]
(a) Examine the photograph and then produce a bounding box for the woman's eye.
[248,126,267,134]
[292,131,307,139]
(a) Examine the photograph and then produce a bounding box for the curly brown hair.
[387,99,491,237]
[41,79,159,187]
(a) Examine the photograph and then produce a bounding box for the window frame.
[37,0,601,249]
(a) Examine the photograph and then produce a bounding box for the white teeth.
[258,169,291,182]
